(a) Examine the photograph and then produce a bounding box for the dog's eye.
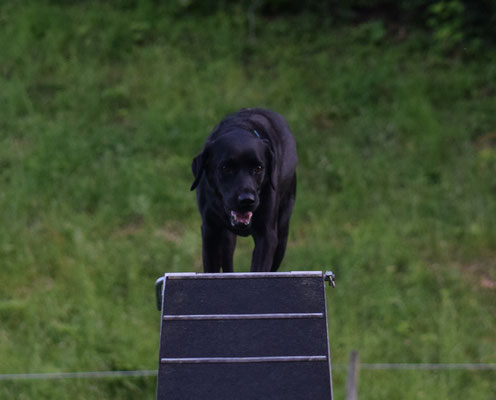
[253,165,264,174]
[221,165,232,174]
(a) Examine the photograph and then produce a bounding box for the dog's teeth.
[230,210,252,226]
[230,211,237,226]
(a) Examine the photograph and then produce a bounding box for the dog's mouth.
[230,210,253,227]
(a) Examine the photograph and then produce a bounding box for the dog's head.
[191,130,275,229]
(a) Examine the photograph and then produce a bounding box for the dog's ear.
[191,146,209,191]
[263,139,276,190]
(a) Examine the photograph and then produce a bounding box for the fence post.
[346,350,360,400]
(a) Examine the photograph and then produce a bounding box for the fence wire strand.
[0,364,495,381]
[0,370,157,381]
[357,363,496,370]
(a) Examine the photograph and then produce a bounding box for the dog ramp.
[155,271,335,400]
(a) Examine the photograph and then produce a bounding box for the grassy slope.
[0,2,495,399]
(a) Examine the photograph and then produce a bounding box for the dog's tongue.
[231,210,253,225]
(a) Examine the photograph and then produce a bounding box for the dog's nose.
[238,193,255,207]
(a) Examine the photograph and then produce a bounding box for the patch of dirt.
[113,216,144,237]
[463,260,496,291]
[154,222,185,244]
[474,131,496,150]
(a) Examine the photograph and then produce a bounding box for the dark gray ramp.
[156,271,334,400]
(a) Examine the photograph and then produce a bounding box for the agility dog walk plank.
[155,271,334,400]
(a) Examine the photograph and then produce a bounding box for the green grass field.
[1,2,495,399]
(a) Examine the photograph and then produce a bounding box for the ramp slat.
[163,312,324,321]
[161,356,328,364]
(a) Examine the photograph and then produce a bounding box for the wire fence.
[1,363,495,381]
[0,370,157,381]
[353,363,496,370]
[343,352,496,400]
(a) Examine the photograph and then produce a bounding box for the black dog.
[191,108,298,273]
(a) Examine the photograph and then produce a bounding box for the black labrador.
[191,108,298,273]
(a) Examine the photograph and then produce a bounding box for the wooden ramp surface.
[156,271,334,400]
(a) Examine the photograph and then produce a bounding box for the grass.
[1,2,495,399]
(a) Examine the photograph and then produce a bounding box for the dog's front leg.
[250,230,278,272]
[220,230,236,272]
[201,224,222,273]
[201,224,236,273]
